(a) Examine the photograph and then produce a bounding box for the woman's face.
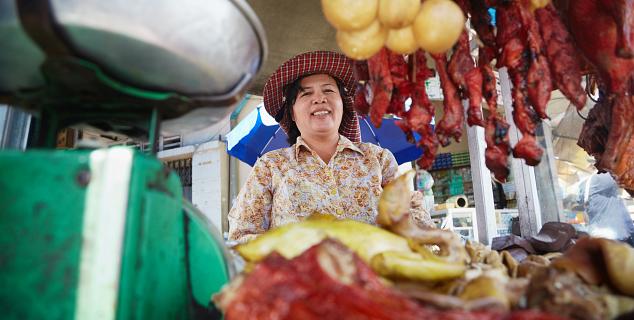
[291,74,344,140]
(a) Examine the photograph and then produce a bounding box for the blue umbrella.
[226,105,425,166]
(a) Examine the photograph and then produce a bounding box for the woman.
[582,173,634,246]
[228,51,433,243]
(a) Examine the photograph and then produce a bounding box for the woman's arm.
[379,149,435,228]
[227,158,273,243]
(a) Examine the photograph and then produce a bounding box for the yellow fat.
[370,251,466,281]
[377,170,415,227]
[458,276,510,308]
[602,239,634,296]
[235,219,412,264]
[530,0,550,11]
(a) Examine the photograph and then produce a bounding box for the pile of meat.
[214,234,634,320]
[354,0,633,190]
[213,174,634,319]
[214,239,568,320]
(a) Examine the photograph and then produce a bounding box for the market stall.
[217,0,634,318]
[1,0,634,319]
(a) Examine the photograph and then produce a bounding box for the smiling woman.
[282,74,346,143]
[288,74,345,162]
[227,51,435,243]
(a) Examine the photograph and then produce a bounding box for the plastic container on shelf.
[449,175,464,195]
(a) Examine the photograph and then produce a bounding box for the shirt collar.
[336,135,364,155]
[294,135,364,160]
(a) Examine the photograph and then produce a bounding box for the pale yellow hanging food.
[321,0,378,31]
[336,19,387,60]
[377,0,421,29]
[386,26,418,54]
[412,0,465,54]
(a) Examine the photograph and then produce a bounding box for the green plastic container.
[449,174,464,196]
[0,147,232,319]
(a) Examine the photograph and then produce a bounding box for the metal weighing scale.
[0,0,266,318]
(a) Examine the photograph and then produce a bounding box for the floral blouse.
[228,135,434,243]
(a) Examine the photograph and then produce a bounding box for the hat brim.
[262,51,360,142]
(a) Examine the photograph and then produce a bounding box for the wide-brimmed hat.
[262,51,360,142]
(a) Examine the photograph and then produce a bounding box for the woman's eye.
[300,91,311,97]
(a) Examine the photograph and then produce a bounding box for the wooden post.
[465,101,498,244]
[498,69,542,237]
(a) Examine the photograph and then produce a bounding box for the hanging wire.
[578,74,602,121]
[576,106,588,121]
[585,74,601,103]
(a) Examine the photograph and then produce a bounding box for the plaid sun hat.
[262,51,361,142]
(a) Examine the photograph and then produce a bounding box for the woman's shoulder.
[353,142,398,170]
[355,142,393,158]
[257,146,294,166]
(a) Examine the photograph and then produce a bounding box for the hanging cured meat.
[496,1,546,166]
[448,31,486,127]
[433,52,464,146]
[411,50,440,170]
[368,48,394,127]
[571,0,634,192]
[387,51,412,116]
[534,3,587,110]
[340,0,634,189]
[480,47,512,182]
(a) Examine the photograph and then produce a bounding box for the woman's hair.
[280,74,349,145]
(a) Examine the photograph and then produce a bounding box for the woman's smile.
[311,110,331,116]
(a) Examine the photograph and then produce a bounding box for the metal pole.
[227,94,251,235]
[535,122,565,222]
[0,105,32,150]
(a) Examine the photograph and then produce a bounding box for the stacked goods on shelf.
[431,170,450,203]
[430,152,452,170]
[451,152,470,167]
[431,152,470,171]
[430,165,474,206]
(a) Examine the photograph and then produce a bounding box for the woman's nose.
[312,92,327,104]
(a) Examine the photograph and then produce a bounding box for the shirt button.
[336,208,344,215]
[330,188,337,196]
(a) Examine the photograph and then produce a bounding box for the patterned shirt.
[228,135,434,243]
